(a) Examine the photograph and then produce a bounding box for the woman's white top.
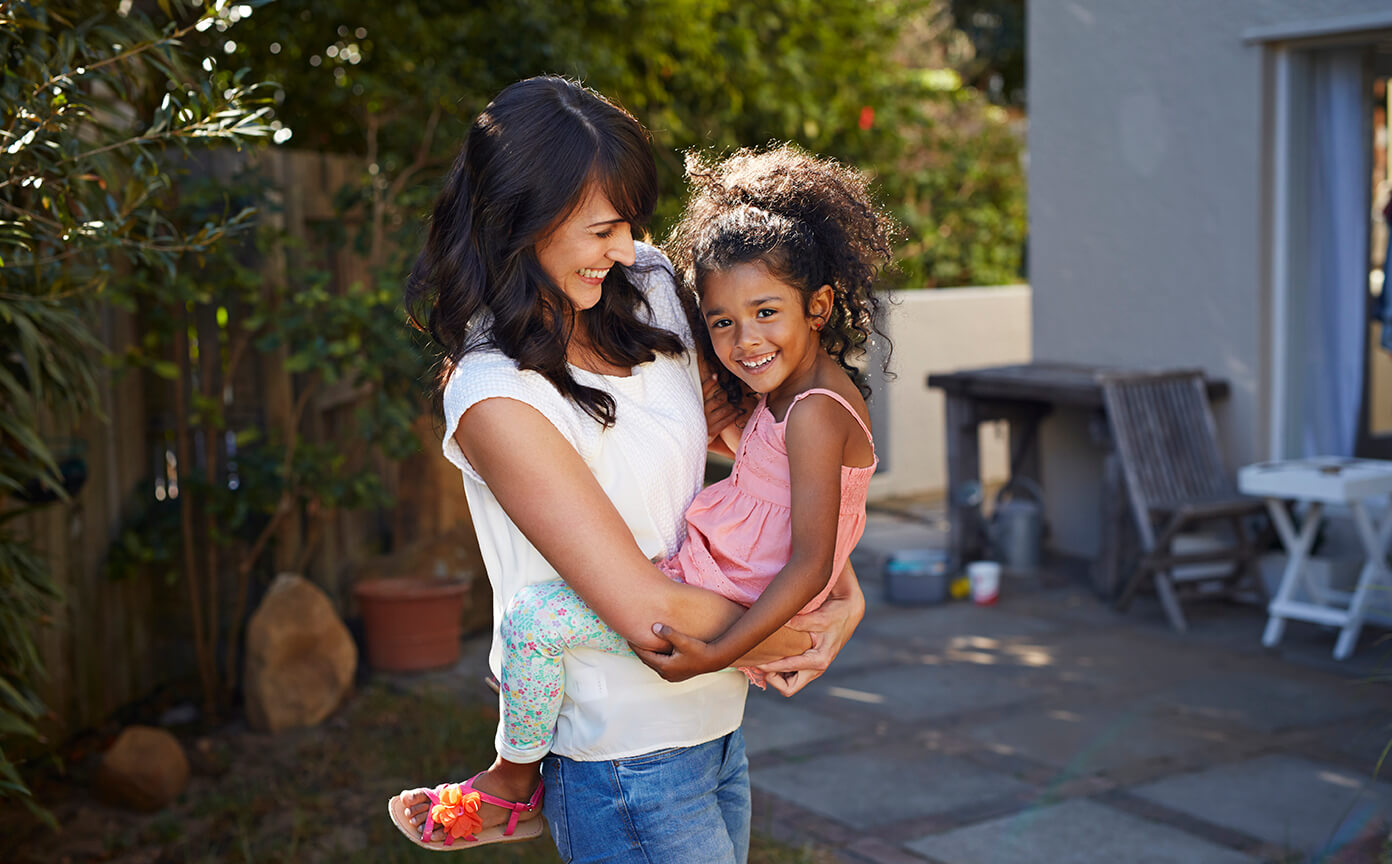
[441,243,747,761]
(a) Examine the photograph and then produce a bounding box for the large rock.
[94,725,189,811]
[243,573,357,733]
[350,524,491,636]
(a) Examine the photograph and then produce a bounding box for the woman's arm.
[457,396,752,651]
[633,396,852,680]
[639,554,863,684]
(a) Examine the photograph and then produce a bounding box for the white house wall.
[1029,0,1391,558]
[869,286,1033,500]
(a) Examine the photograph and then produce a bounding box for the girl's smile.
[700,262,831,398]
[737,350,778,372]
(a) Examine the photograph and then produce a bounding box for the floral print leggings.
[498,580,630,760]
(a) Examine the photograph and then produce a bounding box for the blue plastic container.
[884,548,952,605]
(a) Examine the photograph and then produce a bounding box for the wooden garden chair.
[1099,370,1268,631]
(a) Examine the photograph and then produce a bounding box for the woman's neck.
[566,320,632,377]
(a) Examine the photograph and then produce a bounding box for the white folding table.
[1237,457,1392,660]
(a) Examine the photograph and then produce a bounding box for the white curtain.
[1302,49,1367,458]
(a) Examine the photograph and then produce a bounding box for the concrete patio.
[742,510,1392,863]
[410,507,1392,864]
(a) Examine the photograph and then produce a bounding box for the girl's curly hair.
[666,143,896,407]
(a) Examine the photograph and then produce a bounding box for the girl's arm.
[456,396,782,651]
[633,394,852,680]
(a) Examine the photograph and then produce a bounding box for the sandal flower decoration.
[430,784,484,841]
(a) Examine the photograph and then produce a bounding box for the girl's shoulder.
[785,385,870,433]
[789,359,870,425]
[781,373,875,466]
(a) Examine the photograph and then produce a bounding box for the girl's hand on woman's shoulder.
[700,370,754,457]
[702,373,742,456]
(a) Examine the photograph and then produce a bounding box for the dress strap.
[787,388,874,446]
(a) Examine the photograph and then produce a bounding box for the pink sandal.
[387,772,545,850]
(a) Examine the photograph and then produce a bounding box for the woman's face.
[536,185,637,311]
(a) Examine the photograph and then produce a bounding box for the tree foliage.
[220,0,1026,288]
[0,0,275,817]
[949,0,1026,104]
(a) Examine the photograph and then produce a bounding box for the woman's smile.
[577,266,610,286]
[536,186,635,310]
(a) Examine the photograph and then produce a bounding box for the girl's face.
[536,184,637,311]
[699,262,832,397]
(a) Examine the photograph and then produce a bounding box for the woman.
[399,75,864,863]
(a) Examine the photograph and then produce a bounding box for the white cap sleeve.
[441,351,593,485]
[632,243,693,351]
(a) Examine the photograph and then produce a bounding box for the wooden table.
[926,362,1230,590]
[1238,457,1392,660]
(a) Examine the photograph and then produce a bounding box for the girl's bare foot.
[402,757,542,840]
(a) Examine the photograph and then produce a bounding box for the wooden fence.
[19,149,469,737]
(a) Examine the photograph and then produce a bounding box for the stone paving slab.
[1006,586,1135,628]
[1003,635,1201,693]
[1322,716,1392,776]
[812,661,1045,722]
[905,798,1260,864]
[858,603,1065,645]
[1126,597,1392,679]
[963,703,1220,777]
[1155,672,1381,733]
[742,691,857,757]
[751,750,1033,828]
[1131,754,1392,857]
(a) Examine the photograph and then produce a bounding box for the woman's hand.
[754,561,865,696]
[631,624,734,683]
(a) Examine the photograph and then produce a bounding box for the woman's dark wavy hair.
[666,144,896,408]
[405,76,685,427]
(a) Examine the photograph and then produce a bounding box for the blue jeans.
[540,730,751,864]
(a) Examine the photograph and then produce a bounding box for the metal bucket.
[988,478,1044,571]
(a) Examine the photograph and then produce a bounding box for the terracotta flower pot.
[353,578,469,672]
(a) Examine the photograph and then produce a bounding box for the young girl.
[389,143,893,850]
